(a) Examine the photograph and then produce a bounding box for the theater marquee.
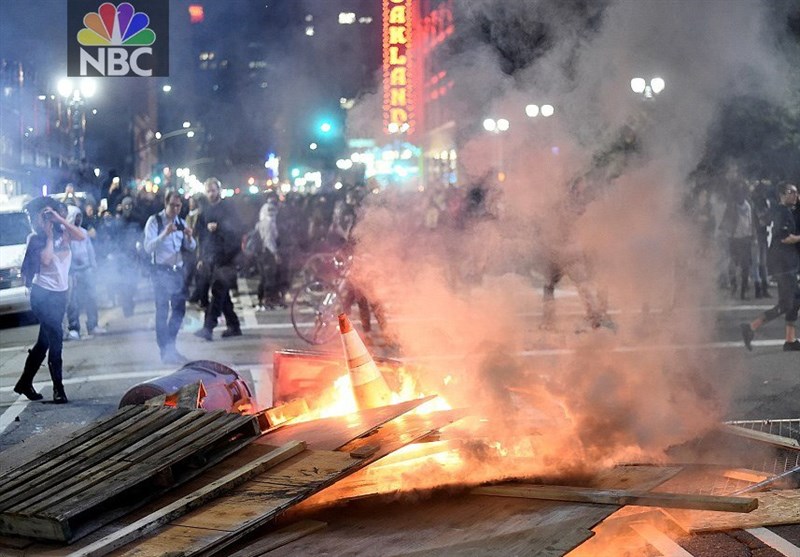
[383,0,414,135]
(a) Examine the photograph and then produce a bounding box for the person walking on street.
[741,182,800,351]
[16,198,87,403]
[193,178,242,340]
[65,205,104,339]
[109,196,143,316]
[254,197,283,309]
[143,191,196,364]
[721,183,755,300]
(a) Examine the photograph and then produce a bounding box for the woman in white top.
[15,200,87,403]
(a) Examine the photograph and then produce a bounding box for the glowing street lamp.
[57,77,98,163]
[631,76,665,99]
[525,104,555,118]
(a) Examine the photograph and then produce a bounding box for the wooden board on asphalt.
[226,520,328,557]
[261,466,683,556]
[665,489,800,532]
[472,484,758,513]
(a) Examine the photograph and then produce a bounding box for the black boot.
[15,351,43,401]
[761,281,772,298]
[53,383,69,404]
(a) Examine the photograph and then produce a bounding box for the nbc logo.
[69,1,168,77]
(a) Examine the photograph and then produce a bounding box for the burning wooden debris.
[0,320,797,556]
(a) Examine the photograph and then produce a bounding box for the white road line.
[630,523,694,556]
[0,370,171,394]
[746,528,800,557]
[0,397,30,435]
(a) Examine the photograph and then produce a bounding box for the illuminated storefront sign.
[383,0,414,135]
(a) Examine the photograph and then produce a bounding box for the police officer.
[143,191,196,364]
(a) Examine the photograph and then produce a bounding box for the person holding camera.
[143,191,196,364]
[16,198,87,403]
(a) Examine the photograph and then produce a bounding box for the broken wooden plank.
[666,489,800,532]
[66,442,305,557]
[720,468,771,483]
[113,449,361,556]
[472,484,758,513]
[256,396,436,450]
[143,382,208,410]
[349,444,380,459]
[264,399,310,428]
[720,424,800,449]
[226,520,327,557]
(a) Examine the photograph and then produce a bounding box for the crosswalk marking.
[630,522,694,556]
[746,528,800,557]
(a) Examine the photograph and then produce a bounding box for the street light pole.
[483,117,509,181]
[57,78,97,165]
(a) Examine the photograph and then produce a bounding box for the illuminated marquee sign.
[383,0,414,134]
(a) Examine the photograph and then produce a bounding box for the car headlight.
[0,266,24,289]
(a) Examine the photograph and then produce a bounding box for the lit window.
[188,5,204,23]
[305,26,314,36]
[358,16,373,24]
[339,12,355,24]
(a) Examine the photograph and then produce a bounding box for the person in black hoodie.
[193,178,242,340]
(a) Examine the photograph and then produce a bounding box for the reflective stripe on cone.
[338,313,392,409]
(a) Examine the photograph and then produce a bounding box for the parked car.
[0,198,33,315]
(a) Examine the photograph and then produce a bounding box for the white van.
[0,197,33,315]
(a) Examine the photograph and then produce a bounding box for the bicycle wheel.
[290,280,341,345]
[299,252,338,285]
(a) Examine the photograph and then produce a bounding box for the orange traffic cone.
[339,313,392,409]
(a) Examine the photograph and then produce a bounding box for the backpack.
[242,228,263,259]
[20,234,46,287]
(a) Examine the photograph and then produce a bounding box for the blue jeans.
[151,266,187,355]
[19,285,68,390]
[67,268,99,333]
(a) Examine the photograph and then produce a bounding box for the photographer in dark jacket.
[193,178,242,340]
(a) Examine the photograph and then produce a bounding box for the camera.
[175,222,185,232]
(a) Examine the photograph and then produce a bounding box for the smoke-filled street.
[2,0,800,554]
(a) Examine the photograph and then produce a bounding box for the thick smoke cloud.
[346,0,797,485]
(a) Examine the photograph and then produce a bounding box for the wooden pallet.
[108,407,461,556]
[0,405,261,543]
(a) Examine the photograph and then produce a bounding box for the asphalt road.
[1,279,798,453]
[0,277,798,556]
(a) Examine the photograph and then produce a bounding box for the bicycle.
[290,252,352,345]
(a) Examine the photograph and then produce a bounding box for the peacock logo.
[68,0,169,77]
[78,2,156,46]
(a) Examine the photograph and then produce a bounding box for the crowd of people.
[13,173,799,403]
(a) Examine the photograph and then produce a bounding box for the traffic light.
[319,121,332,134]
